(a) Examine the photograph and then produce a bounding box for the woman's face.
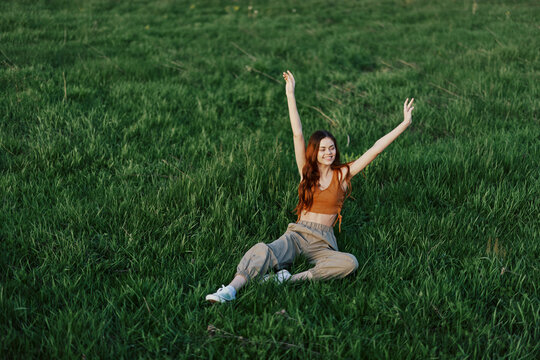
[317,137,336,166]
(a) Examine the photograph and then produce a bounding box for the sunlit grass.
[1,0,539,358]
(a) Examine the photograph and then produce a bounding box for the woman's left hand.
[403,98,414,126]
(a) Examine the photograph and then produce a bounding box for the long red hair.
[295,130,351,218]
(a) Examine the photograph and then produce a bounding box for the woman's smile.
[318,137,337,164]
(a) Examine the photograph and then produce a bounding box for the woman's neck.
[318,164,332,177]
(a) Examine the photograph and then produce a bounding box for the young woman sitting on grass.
[206,70,415,303]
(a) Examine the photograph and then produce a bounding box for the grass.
[1,0,539,358]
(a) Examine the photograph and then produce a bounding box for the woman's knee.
[250,242,270,255]
[335,253,358,277]
[346,254,359,273]
[310,253,358,280]
[236,242,274,281]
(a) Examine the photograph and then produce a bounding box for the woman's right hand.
[283,70,295,95]
[403,98,414,126]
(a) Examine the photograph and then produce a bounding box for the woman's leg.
[228,274,247,291]
[307,250,358,280]
[289,223,356,282]
[289,270,313,282]
[234,231,301,288]
[207,228,303,302]
[207,242,280,303]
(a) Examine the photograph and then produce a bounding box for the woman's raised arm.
[283,70,306,178]
[349,98,415,177]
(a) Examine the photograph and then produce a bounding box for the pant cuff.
[234,271,250,284]
[307,269,319,281]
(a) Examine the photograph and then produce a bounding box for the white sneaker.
[206,285,236,303]
[261,269,292,284]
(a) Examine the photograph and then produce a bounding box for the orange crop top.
[301,169,347,232]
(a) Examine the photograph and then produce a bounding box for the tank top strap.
[331,168,339,186]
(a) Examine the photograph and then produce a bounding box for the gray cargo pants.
[235,220,358,283]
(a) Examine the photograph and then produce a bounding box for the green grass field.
[1,0,539,358]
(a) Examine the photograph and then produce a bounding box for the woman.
[206,70,414,303]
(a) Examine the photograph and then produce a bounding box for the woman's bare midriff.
[299,211,338,227]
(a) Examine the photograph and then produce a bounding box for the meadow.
[1,0,539,358]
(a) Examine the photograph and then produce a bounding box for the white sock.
[226,285,236,296]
